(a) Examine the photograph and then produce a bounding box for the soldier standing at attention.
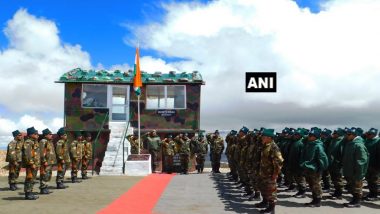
[195,132,208,173]
[55,127,70,189]
[70,131,83,183]
[342,127,369,208]
[6,130,23,191]
[161,135,175,173]
[39,128,56,194]
[81,132,93,179]
[327,128,345,199]
[22,127,40,200]
[127,134,142,154]
[225,130,237,178]
[363,128,380,201]
[144,130,161,172]
[300,128,329,207]
[254,129,283,214]
[211,130,224,173]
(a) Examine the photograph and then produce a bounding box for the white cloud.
[0,9,91,113]
[130,0,380,109]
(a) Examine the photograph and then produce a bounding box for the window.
[146,85,186,109]
[82,84,108,108]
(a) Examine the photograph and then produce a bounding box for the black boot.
[25,192,38,200]
[260,202,275,214]
[10,183,17,191]
[82,174,88,180]
[363,191,378,201]
[57,182,66,189]
[255,199,268,208]
[72,177,81,183]
[249,191,261,201]
[40,187,51,195]
[344,194,361,208]
[305,197,321,207]
[330,189,343,200]
[293,189,306,198]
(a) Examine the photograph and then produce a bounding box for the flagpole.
[138,94,141,155]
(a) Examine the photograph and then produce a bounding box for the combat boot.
[72,177,82,183]
[344,194,361,208]
[330,189,343,200]
[260,202,275,214]
[255,198,268,208]
[293,189,306,198]
[82,174,88,180]
[363,191,378,201]
[9,183,17,191]
[304,197,321,207]
[57,182,66,189]
[40,187,51,194]
[25,192,38,200]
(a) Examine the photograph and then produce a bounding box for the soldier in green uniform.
[300,128,329,207]
[195,132,208,173]
[127,134,142,154]
[174,133,190,174]
[81,132,93,179]
[39,128,56,194]
[162,135,175,173]
[144,130,161,172]
[211,130,224,173]
[22,127,40,200]
[363,128,380,201]
[6,130,23,191]
[70,131,83,183]
[342,127,369,207]
[55,127,70,189]
[327,128,345,199]
[254,129,283,214]
[321,128,332,191]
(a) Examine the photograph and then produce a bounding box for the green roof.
[56,68,205,84]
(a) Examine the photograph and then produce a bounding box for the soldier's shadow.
[0,187,11,191]
[210,173,261,214]
[2,196,25,201]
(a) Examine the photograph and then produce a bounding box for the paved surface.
[0,175,142,214]
[154,171,380,214]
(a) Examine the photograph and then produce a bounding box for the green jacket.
[326,136,344,169]
[146,136,161,151]
[287,138,304,173]
[300,139,329,173]
[364,137,380,168]
[342,136,369,181]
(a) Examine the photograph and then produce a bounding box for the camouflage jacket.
[70,140,83,160]
[225,135,236,158]
[22,138,41,167]
[83,140,93,160]
[212,136,224,154]
[174,137,190,154]
[162,139,175,156]
[6,139,23,163]
[196,138,208,155]
[258,141,283,179]
[39,139,57,165]
[146,136,161,151]
[127,135,142,154]
[240,141,249,167]
[233,136,246,163]
[55,139,71,163]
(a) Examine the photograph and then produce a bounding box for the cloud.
[126,0,380,129]
[0,114,63,135]
[0,9,91,113]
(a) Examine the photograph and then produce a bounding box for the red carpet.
[98,174,175,214]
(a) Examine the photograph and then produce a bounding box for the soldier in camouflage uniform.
[211,130,224,173]
[342,127,369,208]
[246,129,261,200]
[174,133,190,174]
[162,135,175,173]
[225,130,237,179]
[127,134,142,154]
[300,128,329,207]
[195,132,208,173]
[22,127,40,200]
[81,132,93,179]
[6,130,23,191]
[327,128,345,199]
[70,131,83,183]
[39,128,56,194]
[363,128,380,201]
[233,129,244,184]
[55,127,70,189]
[254,129,283,214]
[144,130,161,172]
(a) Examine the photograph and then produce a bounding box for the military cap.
[42,128,52,136]
[321,128,332,136]
[347,127,363,136]
[295,128,307,136]
[12,130,21,137]
[229,130,237,136]
[26,126,38,136]
[262,129,275,138]
[366,128,378,136]
[309,128,321,138]
[214,130,219,134]
[356,127,363,136]
[198,132,204,137]
[282,127,290,134]
[57,127,65,136]
[239,126,249,134]
[74,131,83,137]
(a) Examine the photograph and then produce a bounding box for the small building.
[56,68,205,174]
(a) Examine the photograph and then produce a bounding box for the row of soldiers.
[127,130,224,174]
[6,127,93,200]
[225,126,380,214]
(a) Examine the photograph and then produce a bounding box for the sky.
[1,0,380,143]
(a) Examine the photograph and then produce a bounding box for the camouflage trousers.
[149,150,159,172]
[8,162,21,185]
[329,166,344,191]
[228,158,238,178]
[211,152,222,171]
[180,153,190,173]
[288,171,306,191]
[258,177,277,203]
[322,170,331,187]
[81,158,90,176]
[56,161,67,184]
[366,167,379,194]
[163,155,174,173]
[40,165,53,189]
[238,164,249,183]
[305,170,322,198]
[71,159,81,178]
[24,166,38,193]
[346,179,363,197]
[248,171,260,192]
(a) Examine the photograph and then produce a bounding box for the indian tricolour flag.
[133,46,142,96]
